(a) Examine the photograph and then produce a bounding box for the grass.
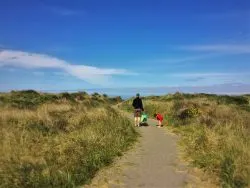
[0,91,137,188]
[120,93,250,187]
[0,90,123,109]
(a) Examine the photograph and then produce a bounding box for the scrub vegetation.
[0,90,138,187]
[120,93,250,187]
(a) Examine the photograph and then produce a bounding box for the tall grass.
[120,93,250,187]
[0,91,137,187]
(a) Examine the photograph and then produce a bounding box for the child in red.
[154,113,163,127]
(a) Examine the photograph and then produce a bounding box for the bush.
[177,107,200,120]
[108,96,123,104]
[216,95,249,106]
[92,92,100,97]
[1,91,57,109]
[0,91,122,109]
[0,103,138,187]
[59,92,75,101]
[120,94,250,187]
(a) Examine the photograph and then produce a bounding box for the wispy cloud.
[33,71,45,76]
[135,45,249,66]
[170,72,244,77]
[5,68,16,72]
[46,46,74,53]
[203,10,250,20]
[38,1,84,16]
[167,72,250,84]
[181,45,250,54]
[54,71,70,77]
[158,53,222,64]
[185,77,205,82]
[154,44,250,65]
[0,50,133,84]
[50,7,83,16]
[85,83,250,96]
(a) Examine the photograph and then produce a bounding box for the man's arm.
[140,99,144,111]
[132,99,136,108]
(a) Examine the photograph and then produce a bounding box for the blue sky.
[0,0,250,94]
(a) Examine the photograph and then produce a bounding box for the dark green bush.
[108,96,123,104]
[92,92,100,97]
[216,95,249,106]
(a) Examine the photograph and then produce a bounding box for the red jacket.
[156,113,163,121]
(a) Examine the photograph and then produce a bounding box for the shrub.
[92,92,100,97]
[177,107,200,120]
[108,96,123,104]
[120,94,250,187]
[0,103,138,187]
[216,95,249,106]
[0,91,121,109]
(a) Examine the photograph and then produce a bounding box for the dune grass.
[120,93,250,187]
[0,91,137,187]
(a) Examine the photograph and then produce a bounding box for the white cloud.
[0,50,132,84]
[166,72,250,85]
[203,10,250,20]
[138,44,249,65]
[168,72,250,80]
[54,71,70,77]
[155,53,222,64]
[47,46,73,53]
[169,72,242,77]
[33,71,45,76]
[4,68,16,72]
[51,7,83,16]
[38,0,84,17]
[0,50,66,68]
[181,45,250,54]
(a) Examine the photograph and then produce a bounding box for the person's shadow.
[139,122,149,126]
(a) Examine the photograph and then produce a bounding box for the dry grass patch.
[120,93,250,187]
[1,100,138,187]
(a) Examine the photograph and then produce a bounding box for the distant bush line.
[0,90,123,109]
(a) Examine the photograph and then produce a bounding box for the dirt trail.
[84,113,191,188]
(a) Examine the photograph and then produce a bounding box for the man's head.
[136,93,140,97]
[154,113,157,117]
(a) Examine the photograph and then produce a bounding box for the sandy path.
[83,113,190,188]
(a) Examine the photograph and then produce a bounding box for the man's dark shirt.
[132,97,144,111]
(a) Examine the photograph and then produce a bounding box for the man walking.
[132,93,144,127]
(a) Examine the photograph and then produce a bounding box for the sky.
[0,0,250,95]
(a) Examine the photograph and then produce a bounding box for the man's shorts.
[134,109,142,117]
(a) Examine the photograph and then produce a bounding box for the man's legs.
[134,109,141,127]
[134,117,141,126]
[134,117,138,126]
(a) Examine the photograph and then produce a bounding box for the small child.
[140,112,148,126]
[154,113,164,127]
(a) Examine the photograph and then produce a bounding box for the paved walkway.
[84,114,190,188]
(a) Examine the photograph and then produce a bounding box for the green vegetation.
[0,90,137,187]
[0,90,123,109]
[120,93,250,187]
